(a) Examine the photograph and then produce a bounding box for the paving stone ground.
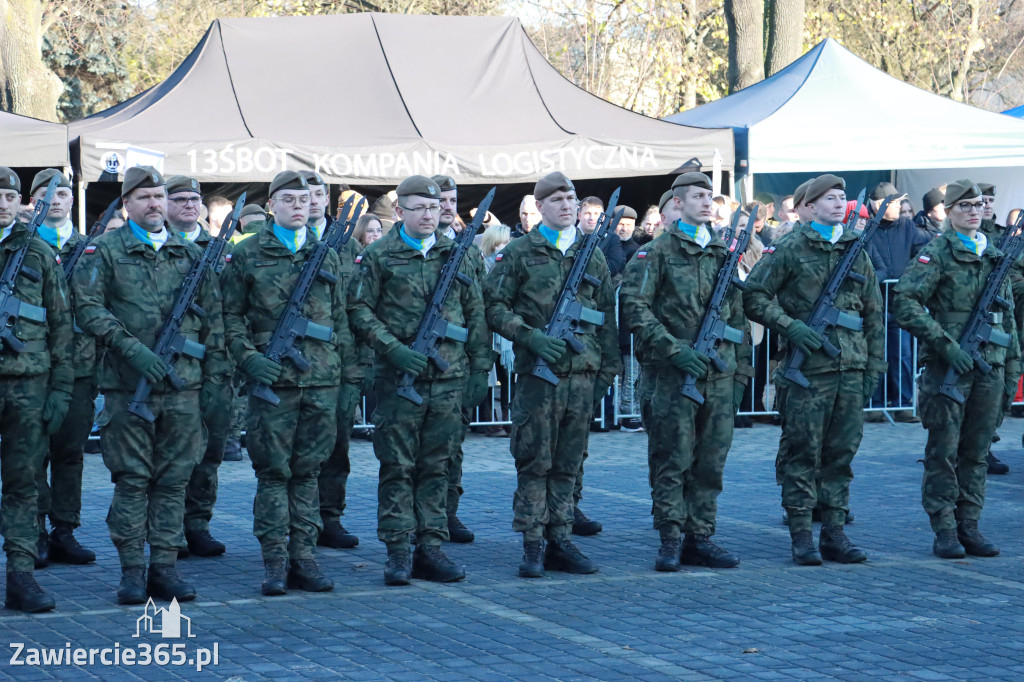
[3,414,1024,680]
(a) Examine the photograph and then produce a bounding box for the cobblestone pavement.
[4,414,1024,681]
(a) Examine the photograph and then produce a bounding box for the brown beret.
[0,167,20,193]
[240,204,267,219]
[620,205,637,220]
[269,170,309,197]
[396,175,440,199]
[792,179,812,207]
[978,182,995,197]
[122,166,164,198]
[671,172,712,193]
[943,179,982,209]
[658,190,675,212]
[165,175,201,196]
[534,172,575,201]
[431,175,457,192]
[804,174,846,204]
[298,170,327,187]
[30,169,70,196]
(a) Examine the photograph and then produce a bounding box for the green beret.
[30,169,70,196]
[658,190,675,212]
[944,179,982,209]
[165,175,201,196]
[269,170,309,197]
[804,174,846,204]
[240,204,267,219]
[978,182,995,197]
[396,175,440,199]
[792,179,812,207]
[431,175,457,192]
[620,205,637,220]
[534,172,575,201]
[298,170,326,187]
[122,166,164,198]
[671,172,712,193]
[0,167,20,193]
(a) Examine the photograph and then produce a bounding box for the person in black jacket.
[578,196,625,278]
[913,187,945,236]
[614,206,642,431]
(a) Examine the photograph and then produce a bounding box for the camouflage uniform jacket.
[893,227,1021,369]
[484,227,622,382]
[743,223,887,377]
[192,226,233,275]
[221,222,356,388]
[348,224,491,381]
[619,222,753,380]
[0,222,74,391]
[72,225,229,391]
[980,218,1024,343]
[49,230,97,379]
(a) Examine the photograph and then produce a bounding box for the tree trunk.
[764,0,805,77]
[0,0,62,120]
[724,0,764,93]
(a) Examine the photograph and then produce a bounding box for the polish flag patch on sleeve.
[764,246,776,254]
[224,254,232,262]
[918,254,931,264]
[354,254,363,264]
[84,245,97,254]
[637,251,647,259]
[495,253,503,261]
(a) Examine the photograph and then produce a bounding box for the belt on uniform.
[934,311,1004,325]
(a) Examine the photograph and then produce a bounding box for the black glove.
[385,345,429,376]
[241,354,283,385]
[525,330,567,364]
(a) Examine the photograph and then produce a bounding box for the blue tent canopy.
[1004,104,1024,118]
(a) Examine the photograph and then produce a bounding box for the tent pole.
[77,176,87,235]
[712,149,722,195]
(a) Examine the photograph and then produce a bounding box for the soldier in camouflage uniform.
[221,170,353,596]
[29,170,97,569]
[73,166,229,605]
[744,174,886,566]
[620,172,752,572]
[484,172,621,578]
[349,175,490,586]
[162,175,234,558]
[893,179,1020,559]
[0,167,73,612]
[298,171,364,552]
[432,174,488,544]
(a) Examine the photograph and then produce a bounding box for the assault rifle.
[938,210,1024,404]
[396,187,496,406]
[530,187,624,386]
[680,205,756,404]
[780,188,883,389]
[0,175,60,353]
[62,197,121,279]
[127,192,247,422]
[250,195,365,406]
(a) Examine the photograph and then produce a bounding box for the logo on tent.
[102,152,123,174]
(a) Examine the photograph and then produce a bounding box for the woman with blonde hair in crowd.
[352,213,384,249]
[638,205,662,244]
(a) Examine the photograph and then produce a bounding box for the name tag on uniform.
[527,257,548,266]
[386,258,409,266]
[254,260,276,268]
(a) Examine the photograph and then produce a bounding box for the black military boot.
[447,515,475,544]
[986,452,1009,475]
[412,544,466,582]
[185,528,226,557]
[147,563,196,602]
[544,538,598,574]
[117,566,147,605]
[571,507,602,536]
[48,523,96,564]
[655,538,682,572]
[519,540,545,578]
[819,524,867,563]
[933,529,966,559]
[317,518,359,549]
[956,519,999,557]
[384,546,412,586]
[35,529,49,569]
[791,531,822,566]
[680,534,740,568]
[287,558,334,592]
[5,571,55,613]
[261,559,287,596]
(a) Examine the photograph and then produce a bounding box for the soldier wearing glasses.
[894,179,1020,559]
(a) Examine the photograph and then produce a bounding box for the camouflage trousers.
[247,386,338,561]
[102,390,201,567]
[0,376,48,572]
[572,438,590,507]
[774,384,789,486]
[184,381,234,532]
[780,370,864,533]
[445,406,472,516]
[640,367,734,539]
[38,376,97,527]
[510,372,595,542]
[318,382,361,523]
[373,377,462,547]
[918,364,1002,532]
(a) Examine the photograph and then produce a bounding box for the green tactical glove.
[863,372,880,408]
[340,381,362,414]
[1004,363,1021,411]
[670,346,710,379]
[42,390,72,435]
[939,339,974,375]
[733,380,746,414]
[241,354,283,385]
[200,380,229,417]
[121,338,169,384]
[464,371,489,409]
[525,329,567,364]
[385,345,429,376]
[593,375,613,407]
[783,320,824,356]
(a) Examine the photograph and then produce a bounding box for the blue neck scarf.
[273,223,305,253]
[538,224,576,253]
[400,226,436,255]
[955,230,987,256]
[677,221,711,248]
[128,220,168,251]
[809,221,843,244]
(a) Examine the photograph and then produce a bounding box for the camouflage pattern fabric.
[38,376,97,527]
[53,230,98,379]
[980,218,1024,339]
[184,380,233,532]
